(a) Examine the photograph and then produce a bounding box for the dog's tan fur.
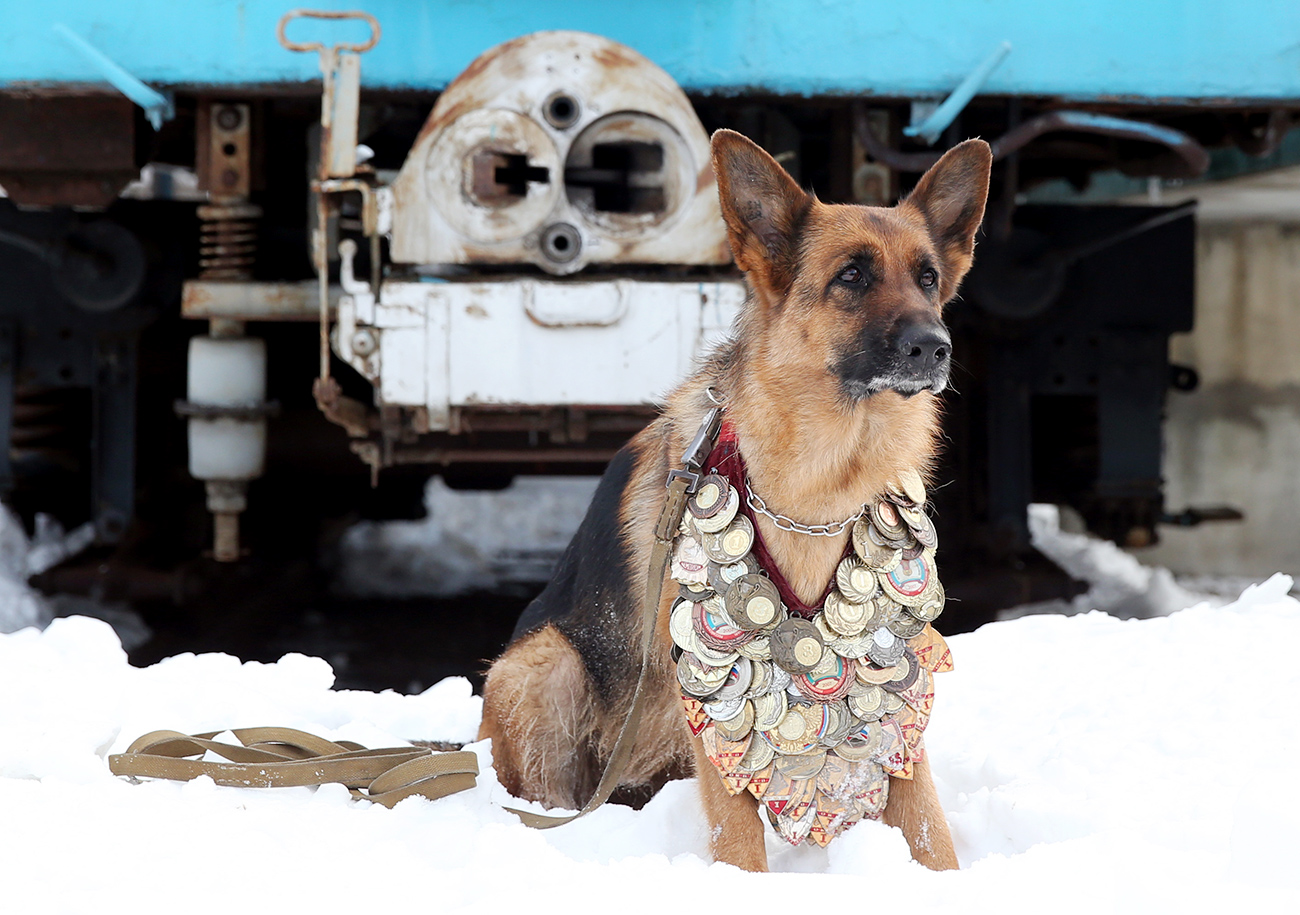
[480,129,992,872]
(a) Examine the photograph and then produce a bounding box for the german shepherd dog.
[480,130,992,872]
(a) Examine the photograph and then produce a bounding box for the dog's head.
[711,130,991,402]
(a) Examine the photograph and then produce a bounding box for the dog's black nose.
[897,324,951,373]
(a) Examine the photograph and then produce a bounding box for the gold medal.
[823,590,870,637]
[694,487,741,533]
[702,514,755,563]
[835,556,879,603]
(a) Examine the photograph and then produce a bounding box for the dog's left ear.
[903,139,993,302]
[711,129,812,299]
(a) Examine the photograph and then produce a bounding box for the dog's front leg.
[881,754,958,870]
[690,736,768,872]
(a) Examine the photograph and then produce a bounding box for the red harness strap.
[702,421,849,619]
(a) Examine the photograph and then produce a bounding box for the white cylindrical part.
[188,418,266,480]
[186,335,269,481]
[188,336,266,405]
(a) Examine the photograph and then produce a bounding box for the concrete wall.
[1138,221,1300,577]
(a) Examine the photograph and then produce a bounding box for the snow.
[336,475,600,596]
[3,575,1299,911]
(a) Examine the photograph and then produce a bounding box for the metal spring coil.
[197,203,262,279]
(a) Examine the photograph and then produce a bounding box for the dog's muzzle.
[837,320,952,400]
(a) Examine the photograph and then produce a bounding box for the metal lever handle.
[276,9,381,54]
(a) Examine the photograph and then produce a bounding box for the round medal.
[753,689,788,730]
[835,556,879,603]
[695,487,741,533]
[670,534,710,585]
[693,640,740,667]
[855,661,898,686]
[708,555,759,595]
[769,618,824,674]
[869,500,908,541]
[714,657,754,701]
[762,706,820,755]
[677,581,713,603]
[911,582,945,622]
[737,735,775,772]
[694,599,755,651]
[881,649,918,692]
[835,721,884,761]
[688,475,732,520]
[670,598,700,653]
[737,635,773,661]
[716,699,756,740]
[793,652,856,701]
[677,652,727,697]
[886,612,927,640]
[848,684,886,720]
[866,626,906,667]
[745,659,772,697]
[823,590,871,638]
[703,695,746,722]
[852,519,902,572]
[724,573,784,630]
[879,549,937,607]
[702,514,755,564]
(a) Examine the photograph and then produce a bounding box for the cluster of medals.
[670,467,953,848]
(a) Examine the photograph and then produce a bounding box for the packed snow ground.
[3,573,1299,912]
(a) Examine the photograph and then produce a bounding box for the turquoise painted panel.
[2,0,1299,101]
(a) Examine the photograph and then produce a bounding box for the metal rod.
[903,40,1012,146]
[52,23,174,130]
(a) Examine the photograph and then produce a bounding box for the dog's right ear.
[711,129,811,298]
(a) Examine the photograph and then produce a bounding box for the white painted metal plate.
[338,279,745,428]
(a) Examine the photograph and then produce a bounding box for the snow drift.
[2,575,1297,911]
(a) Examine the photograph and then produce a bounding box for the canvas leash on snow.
[108,728,479,807]
[107,406,725,825]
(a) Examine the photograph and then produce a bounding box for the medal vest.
[671,423,954,848]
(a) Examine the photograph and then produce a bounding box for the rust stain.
[592,45,640,70]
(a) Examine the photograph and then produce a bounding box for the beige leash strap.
[504,405,723,828]
[108,727,479,808]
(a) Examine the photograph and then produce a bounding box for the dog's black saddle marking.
[509,446,637,695]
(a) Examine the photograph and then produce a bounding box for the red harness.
[702,421,851,619]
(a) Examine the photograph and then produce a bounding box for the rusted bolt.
[216,105,244,131]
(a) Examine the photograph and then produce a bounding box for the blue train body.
[3,0,1298,102]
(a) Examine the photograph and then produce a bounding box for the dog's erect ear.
[903,138,993,302]
[711,129,811,298]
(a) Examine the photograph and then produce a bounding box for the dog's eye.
[837,265,865,286]
[919,268,938,290]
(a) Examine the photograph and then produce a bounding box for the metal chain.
[745,476,865,537]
